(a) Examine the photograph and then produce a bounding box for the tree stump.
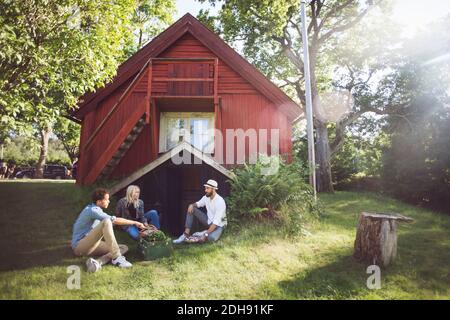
[354,212,413,267]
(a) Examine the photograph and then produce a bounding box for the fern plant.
[227,154,321,234]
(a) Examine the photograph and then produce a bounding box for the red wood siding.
[109,124,153,179]
[79,90,147,184]
[74,14,301,121]
[159,34,259,95]
[219,94,292,167]
[94,78,132,123]
[77,32,293,184]
[77,111,95,184]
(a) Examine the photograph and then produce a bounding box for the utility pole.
[300,0,317,200]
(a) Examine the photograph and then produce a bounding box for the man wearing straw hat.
[173,179,227,244]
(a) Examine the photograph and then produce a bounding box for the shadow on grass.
[168,223,297,260]
[0,219,288,273]
[0,245,79,272]
[0,181,307,273]
[276,254,369,299]
[0,181,101,272]
[275,220,450,299]
[395,228,450,291]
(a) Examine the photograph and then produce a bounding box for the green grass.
[0,180,449,299]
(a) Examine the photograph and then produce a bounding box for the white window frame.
[159,112,215,153]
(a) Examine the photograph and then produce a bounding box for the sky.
[392,0,450,37]
[175,0,220,19]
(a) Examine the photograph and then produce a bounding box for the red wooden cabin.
[71,14,302,235]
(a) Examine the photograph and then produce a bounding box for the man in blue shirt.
[72,188,145,272]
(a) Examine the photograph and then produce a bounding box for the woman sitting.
[115,185,160,240]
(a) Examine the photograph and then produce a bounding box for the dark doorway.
[130,157,230,236]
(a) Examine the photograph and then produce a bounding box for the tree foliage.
[198,0,399,192]
[53,117,80,163]
[0,0,138,174]
[330,15,450,212]
[0,0,175,169]
[0,0,138,124]
[3,135,71,167]
[125,0,176,54]
[380,17,450,212]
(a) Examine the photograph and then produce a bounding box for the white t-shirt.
[196,193,227,227]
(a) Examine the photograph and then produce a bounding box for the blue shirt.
[71,204,116,249]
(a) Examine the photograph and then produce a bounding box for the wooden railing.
[83,59,152,153]
[81,59,152,184]
[150,57,218,100]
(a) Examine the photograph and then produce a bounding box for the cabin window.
[159,112,215,153]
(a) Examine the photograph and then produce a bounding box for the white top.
[196,193,227,227]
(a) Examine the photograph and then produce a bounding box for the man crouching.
[71,188,145,272]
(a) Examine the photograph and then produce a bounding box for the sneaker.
[173,233,187,244]
[86,258,101,273]
[111,255,132,268]
[192,231,207,237]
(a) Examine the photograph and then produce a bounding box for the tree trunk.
[307,63,335,193]
[35,126,51,178]
[62,142,78,164]
[315,120,334,192]
[354,212,413,267]
[138,28,143,48]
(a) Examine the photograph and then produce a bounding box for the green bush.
[227,154,322,235]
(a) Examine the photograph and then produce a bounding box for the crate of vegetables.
[138,230,173,260]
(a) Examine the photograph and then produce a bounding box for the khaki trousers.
[73,219,128,265]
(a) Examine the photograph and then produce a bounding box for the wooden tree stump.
[354,212,413,267]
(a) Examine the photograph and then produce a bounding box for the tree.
[381,69,450,211]
[53,117,80,163]
[129,0,176,52]
[380,17,450,212]
[3,134,71,167]
[0,0,138,176]
[0,0,175,176]
[0,0,137,118]
[198,0,400,192]
[326,14,450,211]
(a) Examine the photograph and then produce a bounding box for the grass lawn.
[0,180,449,299]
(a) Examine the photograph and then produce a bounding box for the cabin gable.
[75,14,300,185]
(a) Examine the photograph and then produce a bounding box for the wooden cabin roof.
[109,141,234,195]
[72,13,302,121]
